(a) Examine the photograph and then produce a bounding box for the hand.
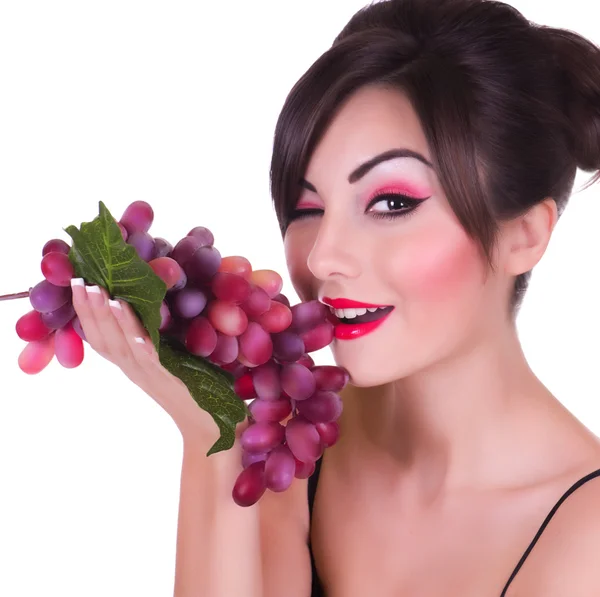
[70,278,218,443]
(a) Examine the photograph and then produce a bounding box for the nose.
[306,211,362,282]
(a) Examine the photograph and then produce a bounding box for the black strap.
[307,456,325,597]
[499,466,600,595]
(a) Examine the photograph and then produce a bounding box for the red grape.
[211,272,251,304]
[18,334,55,374]
[207,301,248,336]
[251,362,281,401]
[248,397,292,423]
[120,200,154,234]
[280,363,316,401]
[232,461,266,507]
[54,322,84,368]
[254,300,292,333]
[149,256,183,290]
[219,255,252,280]
[265,444,296,492]
[251,269,283,299]
[311,366,349,392]
[240,421,285,453]
[16,310,52,342]
[238,322,273,366]
[296,390,343,424]
[185,316,218,357]
[315,421,340,448]
[234,373,256,399]
[285,415,323,463]
[187,226,214,246]
[42,239,70,256]
[300,320,334,352]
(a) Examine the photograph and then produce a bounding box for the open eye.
[367,193,423,220]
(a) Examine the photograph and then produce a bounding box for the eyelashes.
[288,192,424,224]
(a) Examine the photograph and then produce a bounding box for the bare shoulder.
[514,459,600,596]
[258,475,312,597]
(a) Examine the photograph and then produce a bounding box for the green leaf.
[64,201,167,351]
[63,200,249,456]
[158,336,250,455]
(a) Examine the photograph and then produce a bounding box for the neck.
[333,324,582,503]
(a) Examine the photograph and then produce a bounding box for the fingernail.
[108,299,121,310]
[71,278,84,287]
[86,286,101,294]
[134,337,145,344]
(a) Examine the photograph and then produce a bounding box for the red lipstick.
[320,297,394,340]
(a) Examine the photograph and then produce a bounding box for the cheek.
[389,229,484,303]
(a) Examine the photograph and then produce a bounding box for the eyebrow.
[300,148,434,192]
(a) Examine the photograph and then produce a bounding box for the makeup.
[321,297,395,340]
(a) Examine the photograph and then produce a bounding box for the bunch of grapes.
[12,200,348,507]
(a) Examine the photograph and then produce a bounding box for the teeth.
[330,306,386,319]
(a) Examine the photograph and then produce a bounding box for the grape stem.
[0,289,31,302]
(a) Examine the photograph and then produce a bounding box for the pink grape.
[280,363,316,401]
[300,320,334,352]
[16,310,52,342]
[272,331,305,363]
[187,226,214,246]
[211,272,251,304]
[149,256,183,290]
[42,239,70,256]
[120,200,154,234]
[240,421,285,453]
[254,300,292,333]
[296,390,343,424]
[272,293,290,307]
[311,366,349,392]
[207,300,248,336]
[40,301,76,329]
[232,461,266,507]
[72,316,87,342]
[184,245,221,283]
[240,285,271,318]
[248,397,292,423]
[127,231,155,261]
[251,363,281,400]
[185,316,218,357]
[238,321,273,366]
[41,252,74,287]
[265,445,296,492]
[233,373,256,399]
[290,300,329,334]
[159,301,172,332]
[209,332,239,364]
[285,415,323,463]
[251,269,283,298]
[153,237,173,258]
[172,288,207,318]
[241,451,268,469]
[18,334,55,374]
[315,421,340,448]
[54,322,84,368]
[294,456,316,479]
[219,255,252,280]
[29,280,71,313]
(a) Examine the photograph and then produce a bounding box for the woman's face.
[284,85,501,387]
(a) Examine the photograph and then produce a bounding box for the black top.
[307,456,600,596]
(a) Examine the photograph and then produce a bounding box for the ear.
[501,197,558,276]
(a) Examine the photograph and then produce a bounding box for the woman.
[71,0,600,595]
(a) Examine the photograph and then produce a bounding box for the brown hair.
[269,0,600,316]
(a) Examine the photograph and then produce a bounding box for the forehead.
[304,85,432,183]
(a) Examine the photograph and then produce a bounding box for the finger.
[111,299,160,364]
[71,278,109,355]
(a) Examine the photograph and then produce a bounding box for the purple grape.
[265,445,296,492]
[40,301,75,329]
[272,293,290,307]
[280,363,316,401]
[171,236,202,267]
[290,299,329,334]
[187,226,214,246]
[153,237,173,258]
[120,201,154,234]
[240,421,285,453]
[127,231,155,261]
[168,267,187,292]
[248,397,292,423]
[184,245,221,284]
[42,239,70,257]
[296,390,343,424]
[251,363,281,401]
[29,280,72,313]
[285,415,323,463]
[272,331,305,363]
[172,288,207,318]
[241,450,268,469]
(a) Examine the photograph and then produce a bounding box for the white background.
[0,1,598,595]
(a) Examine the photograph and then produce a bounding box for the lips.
[320,296,394,340]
